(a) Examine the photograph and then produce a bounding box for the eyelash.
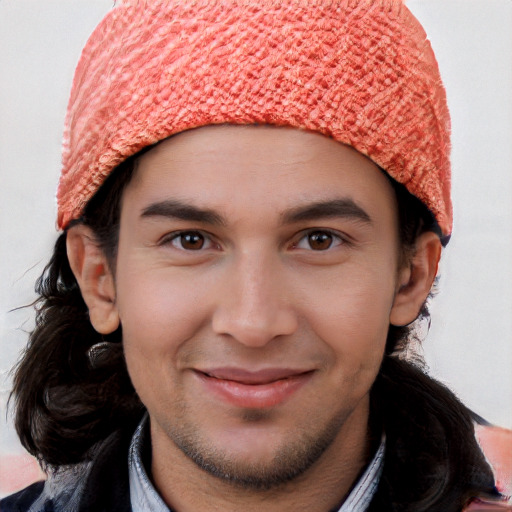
[161,230,217,251]
[293,230,346,251]
[160,229,346,252]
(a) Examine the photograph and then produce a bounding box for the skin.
[67,125,441,511]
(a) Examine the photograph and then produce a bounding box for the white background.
[1,0,511,480]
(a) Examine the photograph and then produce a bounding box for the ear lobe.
[66,224,120,334]
[389,231,442,327]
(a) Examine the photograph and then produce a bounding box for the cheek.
[311,290,390,409]
[116,267,213,411]
[299,265,395,368]
[115,264,213,360]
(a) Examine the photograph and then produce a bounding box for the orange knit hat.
[57,0,452,236]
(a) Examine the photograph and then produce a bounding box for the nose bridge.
[212,248,298,346]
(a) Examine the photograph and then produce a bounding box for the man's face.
[114,125,403,488]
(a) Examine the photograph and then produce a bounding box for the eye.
[166,231,214,251]
[295,230,344,251]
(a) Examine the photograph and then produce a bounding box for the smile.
[194,368,315,409]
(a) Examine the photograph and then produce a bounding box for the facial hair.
[167,405,351,491]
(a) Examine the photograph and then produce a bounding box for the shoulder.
[0,428,133,512]
[464,499,512,511]
[0,481,47,512]
[0,459,92,512]
[473,424,512,509]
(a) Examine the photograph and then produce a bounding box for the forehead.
[128,125,396,215]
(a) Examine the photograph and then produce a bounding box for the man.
[1,1,510,511]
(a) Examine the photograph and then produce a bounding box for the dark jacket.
[1,426,510,512]
[0,430,132,512]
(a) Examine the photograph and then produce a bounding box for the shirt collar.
[337,438,385,512]
[128,417,169,512]
[128,416,385,512]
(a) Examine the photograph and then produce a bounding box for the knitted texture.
[58,0,452,235]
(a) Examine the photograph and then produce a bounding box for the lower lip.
[195,372,313,409]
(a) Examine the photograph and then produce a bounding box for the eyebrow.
[140,197,372,227]
[141,199,226,226]
[281,198,372,225]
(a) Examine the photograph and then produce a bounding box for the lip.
[194,368,314,409]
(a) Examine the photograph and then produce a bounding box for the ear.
[66,224,120,334]
[389,231,442,327]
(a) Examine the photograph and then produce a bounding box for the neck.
[150,400,372,512]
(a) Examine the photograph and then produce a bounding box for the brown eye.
[173,231,206,250]
[307,231,334,250]
[294,230,343,252]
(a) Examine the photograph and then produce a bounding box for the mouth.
[194,368,315,409]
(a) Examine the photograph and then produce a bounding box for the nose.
[211,252,299,347]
